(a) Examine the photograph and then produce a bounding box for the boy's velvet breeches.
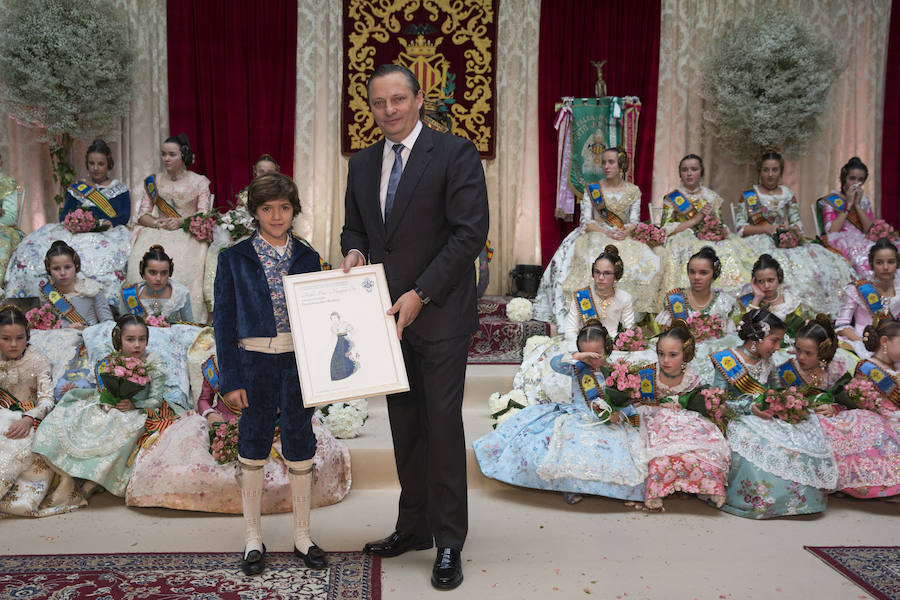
[236,349,316,462]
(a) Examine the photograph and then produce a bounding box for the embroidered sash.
[144,175,182,219]
[738,292,755,309]
[94,358,109,392]
[39,280,86,325]
[742,189,769,226]
[137,402,178,448]
[854,280,886,317]
[638,366,656,402]
[777,359,824,396]
[120,284,145,316]
[666,190,697,220]
[776,359,802,388]
[856,359,900,405]
[574,360,610,420]
[202,355,241,415]
[69,181,117,218]
[666,289,688,321]
[710,348,767,395]
[574,287,598,326]
[821,193,865,232]
[0,386,33,413]
[586,182,624,229]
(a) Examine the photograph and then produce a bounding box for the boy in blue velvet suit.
[213,173,326,575]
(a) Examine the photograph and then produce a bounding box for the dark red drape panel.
[537,0,661,265]
[881,4,900,228]
[167,0,297,209]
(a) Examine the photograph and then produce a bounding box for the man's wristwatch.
[414,286,431,305]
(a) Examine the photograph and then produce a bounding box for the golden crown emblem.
[400,34,441,58]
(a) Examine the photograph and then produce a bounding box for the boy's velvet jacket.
[213,234,321,395]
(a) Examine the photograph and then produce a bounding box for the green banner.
[568,98,624,196]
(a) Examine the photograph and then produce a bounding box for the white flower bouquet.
[506,297,533,322]
[316,398,369,439]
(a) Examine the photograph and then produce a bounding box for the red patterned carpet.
[805,546,900,600]
[468,296,550,364]
[0,551,380,600]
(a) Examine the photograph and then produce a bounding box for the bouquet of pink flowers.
[25,304,61,330]
[757,387,810,424]
[144,315,170,328]
[62,208,108,234]
[866,219,898,242]
[182,212,217,244]
[630,223,666,247]
[208,421,239,464]
[685,313,726,343]
[604,359,642,401]
[695,214,729,241]
[772,227,804,248]
[613,327,648,351]
[97,353,152,407]
[701,387,734,433]
[844,377,883,412]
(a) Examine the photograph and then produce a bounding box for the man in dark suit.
[340,64,489,590]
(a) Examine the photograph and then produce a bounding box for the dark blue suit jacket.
[213,234,321,395]
[340,125,489,340]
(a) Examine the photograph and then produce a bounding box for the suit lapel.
[362,140,388,235]
[386,127,433,237]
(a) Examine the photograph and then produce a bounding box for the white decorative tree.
[0,0,135,206]
[702,9,841,162]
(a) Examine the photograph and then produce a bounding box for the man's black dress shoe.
[241,544,266,576]
[362,531,433,557]
[431,547,463,590]
[294,544,328,569]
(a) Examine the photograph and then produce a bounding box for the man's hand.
[340,251,364,273]
[224,389,248,409]
[387,290,423,340]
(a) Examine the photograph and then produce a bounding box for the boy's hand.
[224,389,248,409]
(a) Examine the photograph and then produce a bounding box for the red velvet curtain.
[881,4,900,227]
[167,0,297,209]
[537,0,661,265]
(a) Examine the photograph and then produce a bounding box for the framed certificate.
[283,264,409,408]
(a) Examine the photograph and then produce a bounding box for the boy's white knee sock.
[285,458,315,553]
[239,456,268,558]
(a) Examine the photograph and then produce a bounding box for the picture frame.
[283,264,409,408]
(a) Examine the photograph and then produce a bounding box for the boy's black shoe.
[241,544,266,576]
[294,544,328,569]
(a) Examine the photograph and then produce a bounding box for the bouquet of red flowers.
[62,208,109,234]
[25,304,61,330]
[144,315,170,328]
[613,327,648,351]
[208,421,239,464]
[695,214,729,241]
[700,387,734,433]
[756,386,810,424]
[97,353,152,407]
[844,377,883,412]
[772,227,804,248]
[182,212,217,244]
[866,219,898,242]
[604,359,642,402]
[685,313,726,342]
[630,223,666,247]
